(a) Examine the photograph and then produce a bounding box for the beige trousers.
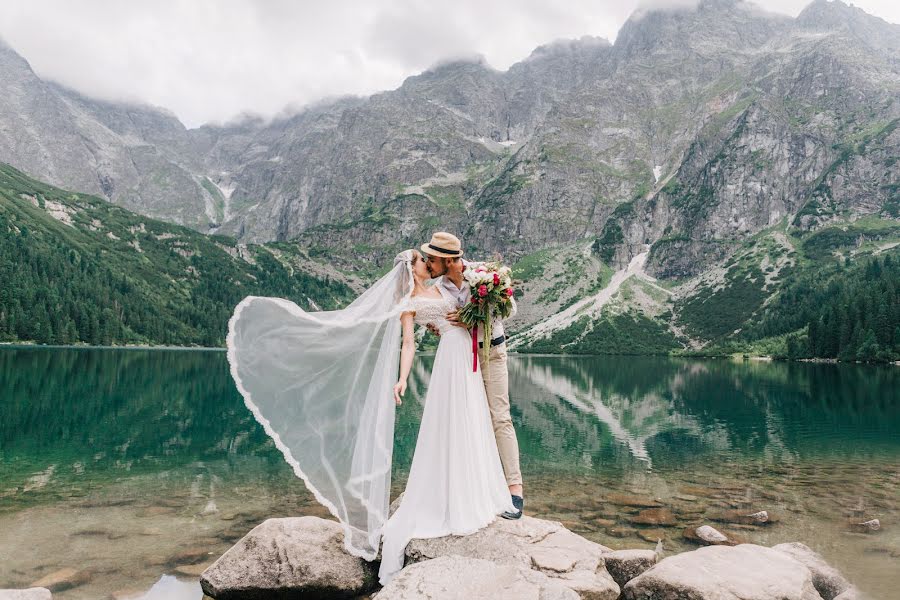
[479,342,523,487]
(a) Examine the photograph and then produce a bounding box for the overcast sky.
[0,0,897,128]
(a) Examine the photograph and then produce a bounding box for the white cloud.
[0,0,896,128]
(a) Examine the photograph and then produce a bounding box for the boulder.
[200,517,377,599]
[376,555,579,600]
[602,549,658,588]
[0,590,52,600]
[406,516,619,600]
[623,544,823,600]
[772,543,852,600]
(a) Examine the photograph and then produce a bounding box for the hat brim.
[420,243,463,259]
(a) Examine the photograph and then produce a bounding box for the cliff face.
[0,39,220,230]
[0,1,897,275]
[197,0,898,275]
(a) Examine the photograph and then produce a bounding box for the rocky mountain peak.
[796,0,900,52]
[613,0,788,62]
[525,36,611,62]
[0,36,33,71]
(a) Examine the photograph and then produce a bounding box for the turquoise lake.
[0,347,897,599]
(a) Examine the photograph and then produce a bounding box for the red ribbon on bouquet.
[471,324,478,372]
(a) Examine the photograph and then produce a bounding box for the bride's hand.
[393,380,407,405]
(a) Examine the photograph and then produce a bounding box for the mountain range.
[1,0,898,358]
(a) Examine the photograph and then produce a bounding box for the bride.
[226,247,513,585]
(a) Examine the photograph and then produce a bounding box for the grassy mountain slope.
[512,219,900,362]
[0,164,353,347]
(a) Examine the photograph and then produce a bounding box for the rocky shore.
[193,515,864,600]
[0,512,872,600]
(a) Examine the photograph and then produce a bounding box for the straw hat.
[421,232,463,258]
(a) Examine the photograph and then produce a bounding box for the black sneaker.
[501,495,524,520]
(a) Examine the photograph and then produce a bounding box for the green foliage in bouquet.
[456,261,515,368]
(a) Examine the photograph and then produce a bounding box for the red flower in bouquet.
[456,261,516,371]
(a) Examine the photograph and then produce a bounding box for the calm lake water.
[0,347,898,599]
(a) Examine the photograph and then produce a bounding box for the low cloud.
[0,0,896,127]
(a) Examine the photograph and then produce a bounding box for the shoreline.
[0,342,224,351]
[1,342,897,365]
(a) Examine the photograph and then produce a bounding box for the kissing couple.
[227,231,524,585]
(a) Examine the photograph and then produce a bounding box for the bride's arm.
[393,311,415,405]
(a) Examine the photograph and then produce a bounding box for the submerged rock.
[849,519,880,533]
[637,528,667,542]
[708,509,780,526]
[405,515,619,599]
[626,507,677,526]
[606,526,637,538]
[28,568,91,593]
[377,556,579,600]
[623,544,822,600]
[773,542,852,600]
[682,524,742,546]
[604,493,662,508]
[200,516,377,599]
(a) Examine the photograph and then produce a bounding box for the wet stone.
[627,508,678,527]
[673,494,699,502]
[139,506,176,517]
[637,529,668,543]
[607,527,637,538]
[682,525,744,546]
[29,568,92,592]
[605,494,663,508]
[708,509,779,525]
[168,548,213,566]
[174,563,212,577]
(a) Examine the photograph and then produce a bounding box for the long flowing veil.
[225,250,415,560]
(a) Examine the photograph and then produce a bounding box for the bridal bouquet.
[456,261,515,371]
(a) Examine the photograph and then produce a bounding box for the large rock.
[622,544,823,600]
[200,517,377,599]
[772,543,852,600]
[0,590,52,600]
[602,549,658,588]
[405,516,619,599]
[376,556,579,600]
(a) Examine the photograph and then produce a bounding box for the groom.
[421,231,525,520]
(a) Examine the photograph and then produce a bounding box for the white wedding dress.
[226,250,512,584]
[378,291,514,584]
